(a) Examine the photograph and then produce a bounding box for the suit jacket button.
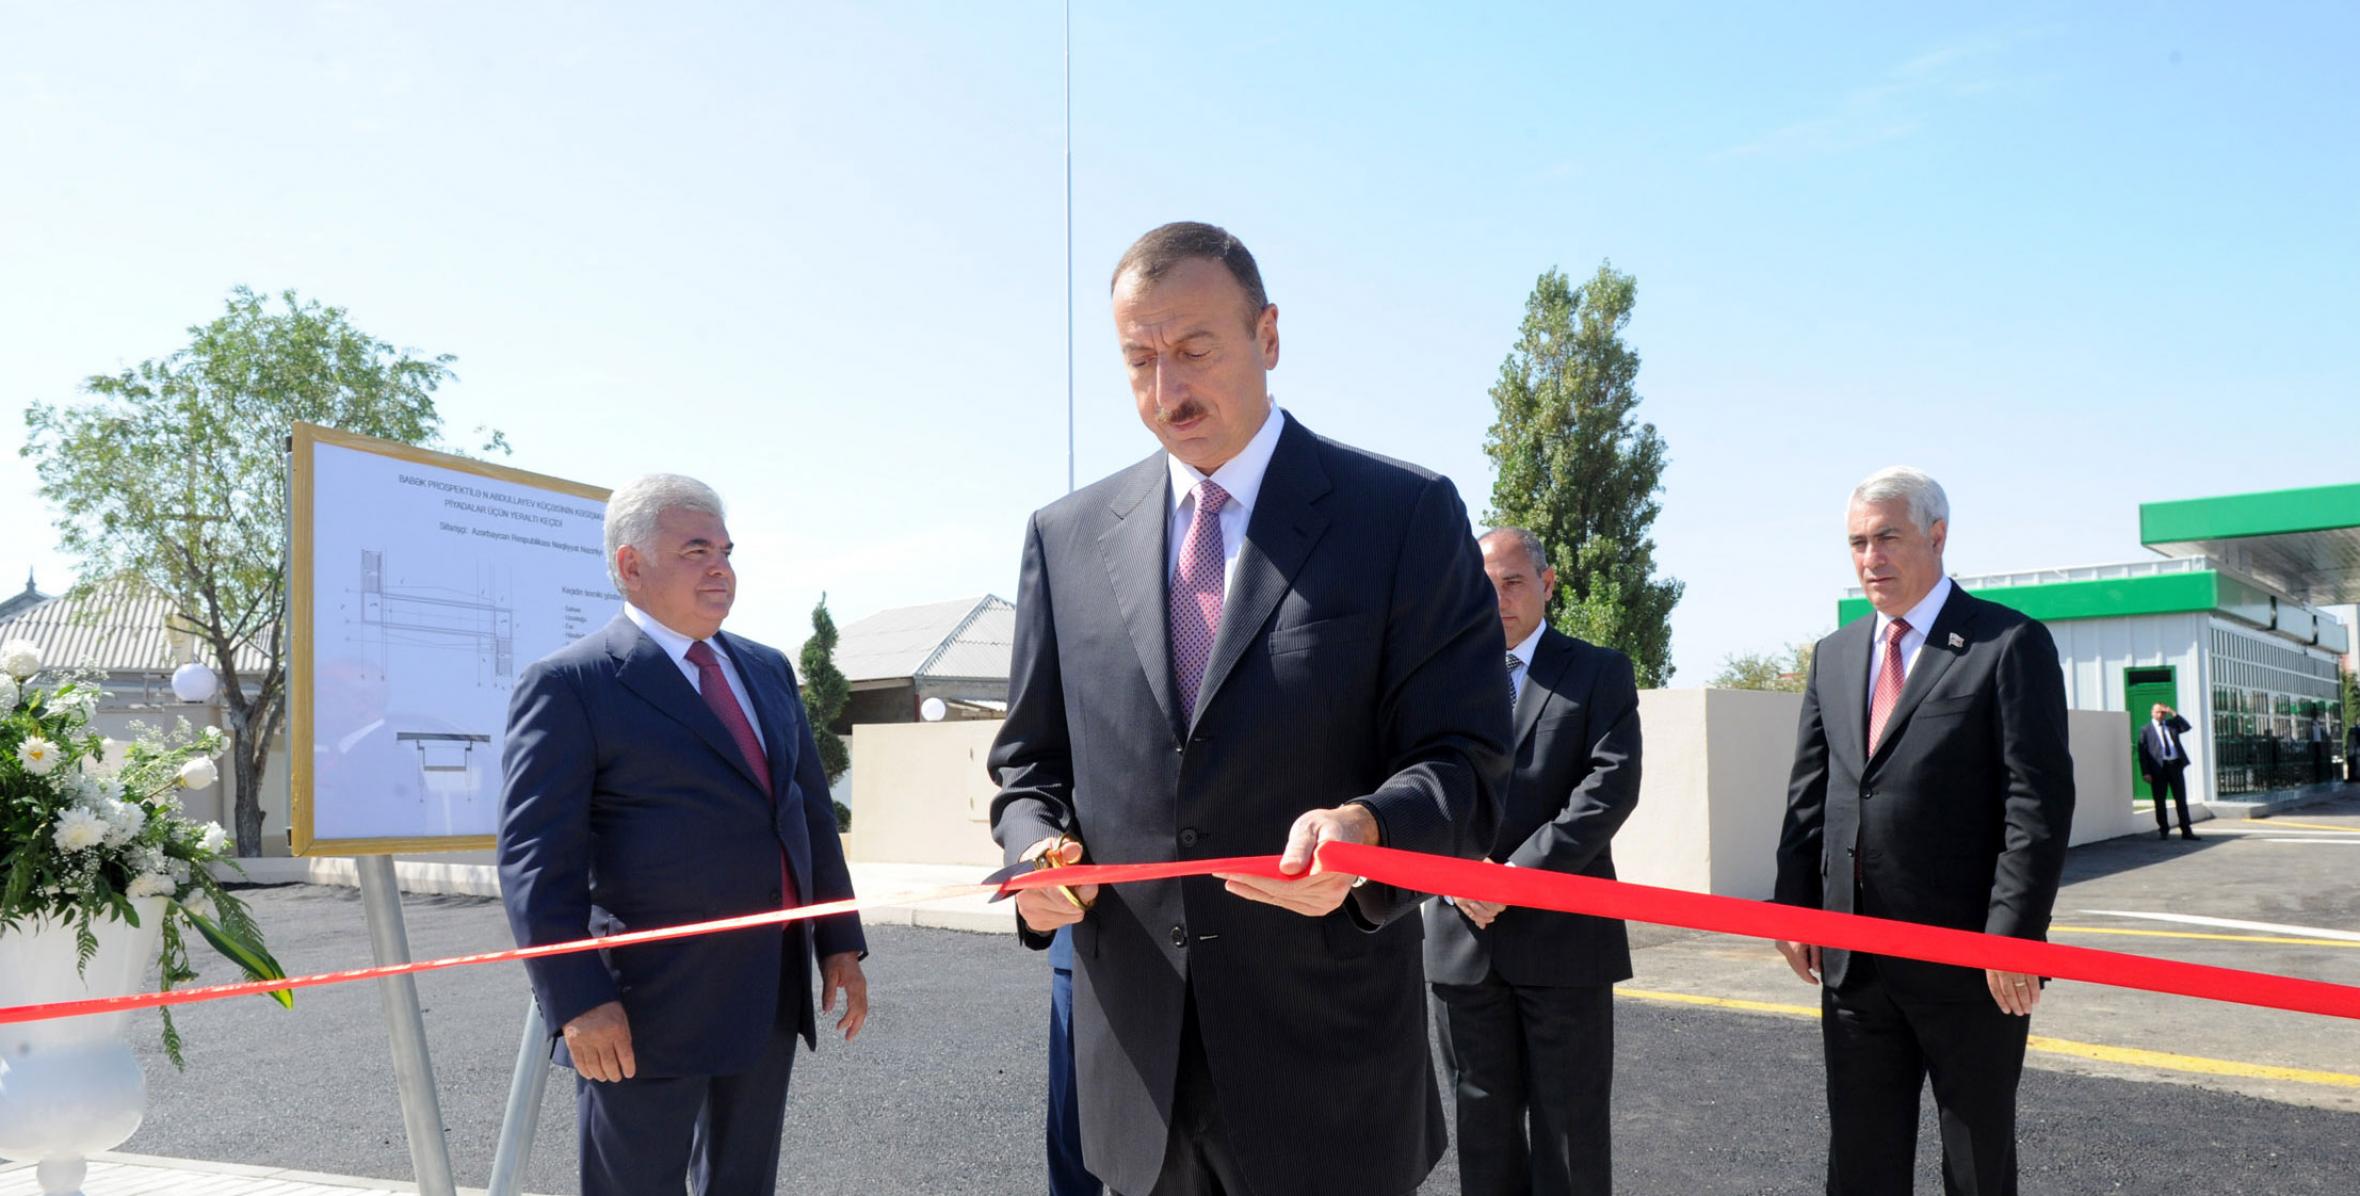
[1861,788,1875,800]
[1179,827,1199,847]
[1170,924,1188,949]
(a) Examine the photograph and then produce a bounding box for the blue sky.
[3,2,2354,681]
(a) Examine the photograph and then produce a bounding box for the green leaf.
[183,906,294,1009]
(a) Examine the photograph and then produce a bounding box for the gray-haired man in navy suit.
[498,474,869,1196]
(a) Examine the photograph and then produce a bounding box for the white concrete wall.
[847,720,1002,866]
[841,694,2151,891]
[1610,689,1715,894]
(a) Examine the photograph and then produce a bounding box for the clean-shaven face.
[618,507,735,639]
[1481,534,1555,649]
[1847,498,1946,618]
[1113,256,1280,474]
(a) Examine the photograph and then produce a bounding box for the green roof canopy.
[2140,482,2360,607]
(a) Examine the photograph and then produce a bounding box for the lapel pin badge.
[1947,632,1965,650]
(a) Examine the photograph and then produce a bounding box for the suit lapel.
[1867,590,1978,769]
[1194,418,1332,723]
[1826,617,1874,770]
[717,630,796,797]
[1097,454,1184,744]
[1515,630,1576,750]
[608,615,766,793]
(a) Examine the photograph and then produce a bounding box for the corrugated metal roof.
[830,594,1014,683]
[0,576,269,675]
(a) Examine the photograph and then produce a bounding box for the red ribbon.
[3,845,2355,1026]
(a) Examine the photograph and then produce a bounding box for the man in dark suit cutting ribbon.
[1774,465,2075,1196]
[498,473,868,1196]
[989,221,1510,1196]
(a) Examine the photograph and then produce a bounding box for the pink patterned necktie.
[1169,480,1231,721]
[1868,618,1912,752]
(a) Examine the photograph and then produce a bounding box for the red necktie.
[685,640,793,907]
[1868,618,1912,753]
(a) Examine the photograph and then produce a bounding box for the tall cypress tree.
[798,593,852,784]
[1485,262,1683,685]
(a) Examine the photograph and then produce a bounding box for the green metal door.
[2125,665,2180,801]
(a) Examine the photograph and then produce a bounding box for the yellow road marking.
[2253,819,2360,834]
[2048,924,2360,949]
[1619,987,1820,1018]
[1616,987,2360,1089]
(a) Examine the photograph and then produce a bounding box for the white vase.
[0,896,166,1196]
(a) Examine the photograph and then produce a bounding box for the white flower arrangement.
[2,660,286,1066]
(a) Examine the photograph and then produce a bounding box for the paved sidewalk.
[0,1152,553,1195]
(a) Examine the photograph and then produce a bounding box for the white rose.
[195,822,231,854]
[15,736,60,775]
[51,806,106,852]
[0,638,39,679]
[180,891,218,922]
[177,756,220,790]
[0,674,17,710]
[126,871,176,899]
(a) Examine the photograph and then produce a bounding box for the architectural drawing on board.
[322,549,519,837]
[358,549,516,680]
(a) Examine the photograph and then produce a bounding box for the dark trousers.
[1432,974,1615,1196]
[2149,765,2192,833]
[1050,928,1102,1196]
[576,1019,796,1196]
[1822,957,2029,1196]
[1137,991,1256,1196]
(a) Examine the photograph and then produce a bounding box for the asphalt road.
[123,882,2358,1195]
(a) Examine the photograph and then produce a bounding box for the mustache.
[1155,400,1209,426]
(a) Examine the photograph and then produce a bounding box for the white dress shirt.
[1166,403,1288,594]
[1507,619,1547,708]
[2151,718,2180,761]
[1865,575,1954,726]
[626,602,765,751]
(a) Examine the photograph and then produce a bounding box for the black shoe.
[2181,829,2198,841]
[2158,828,2170,840]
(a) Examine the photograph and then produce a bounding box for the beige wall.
[844,695,2153,890]
[847,720,1002,866]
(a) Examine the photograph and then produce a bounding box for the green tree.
[22,287,500,856]
[798,593,853,829]
[1485,263,1683,685]
[1709,639,1818,693]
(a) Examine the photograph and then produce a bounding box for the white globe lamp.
[170,661,219,704]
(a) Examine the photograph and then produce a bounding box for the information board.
[289,423,616,854]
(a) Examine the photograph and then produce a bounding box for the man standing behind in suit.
[991,221,1509,1196]
[1427,526,1641,1196]
[1773,466,2075,1196]
[2136,703,2198,841]
[498,474,869,1196]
